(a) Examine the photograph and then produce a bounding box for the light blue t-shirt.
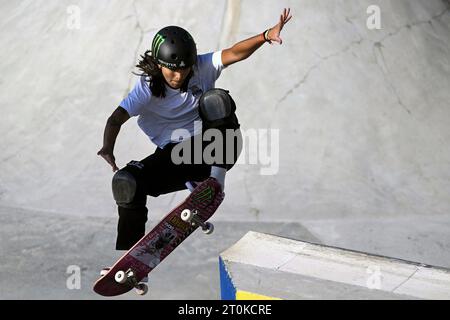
[120,51,225,148]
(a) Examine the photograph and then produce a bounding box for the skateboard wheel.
[181,209,193,222]
[115,271,127,284]
[203,222,214,235]
[136,283,148,296]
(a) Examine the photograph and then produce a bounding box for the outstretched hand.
[267,8,292,45]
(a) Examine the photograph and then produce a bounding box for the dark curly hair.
[134,50,194,98]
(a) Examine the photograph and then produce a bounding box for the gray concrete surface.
[220,232,450,300]
[1,0,449,299]
[0,206,316,299]
[1,206,449,299]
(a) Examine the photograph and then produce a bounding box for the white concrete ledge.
[219,231,450,300]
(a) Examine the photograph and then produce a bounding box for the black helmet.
[151,26,197,70]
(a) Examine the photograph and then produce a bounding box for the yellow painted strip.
[236,290,282,300]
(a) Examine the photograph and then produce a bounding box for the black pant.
[115,129,242,250]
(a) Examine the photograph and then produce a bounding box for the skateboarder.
[97,8,292,251]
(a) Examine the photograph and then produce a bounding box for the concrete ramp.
[219,232,450,300]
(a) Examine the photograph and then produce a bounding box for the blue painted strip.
[219,256,236,300]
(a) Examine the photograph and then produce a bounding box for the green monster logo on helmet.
[151,26,197,70]
[152,34,166,59]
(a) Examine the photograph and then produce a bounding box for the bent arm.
[102,106,130,151]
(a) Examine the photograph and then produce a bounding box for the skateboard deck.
[93,177,224,297]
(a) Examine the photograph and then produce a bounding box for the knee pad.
[198,88,240,130]
[112,170,137,206]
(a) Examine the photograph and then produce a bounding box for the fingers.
[282,7,292,23]
[285,14,292,23]
[269,32,282,44]
[107,157,119,171]
[272,36,283,45]
[112,161,119,172]
[285,8,291,18]
[277,8,292,32]
[98,150,119,172]
[109,160,119,172]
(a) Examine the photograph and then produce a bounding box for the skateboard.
[93,177,224,297]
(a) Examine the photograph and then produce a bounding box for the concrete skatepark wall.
[0,0,449,299]
[219,232,450,300]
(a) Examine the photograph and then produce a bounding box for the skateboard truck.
[114,269,148,296]
[180,209,214,235]
[183,181,215,234]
